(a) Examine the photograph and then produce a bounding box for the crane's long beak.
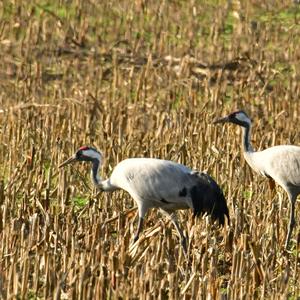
[212,115,229,124]
[59,155,77,168]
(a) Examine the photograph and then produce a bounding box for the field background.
[0,0,300,299]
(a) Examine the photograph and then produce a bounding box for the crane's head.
[213,110,251,128]
[59,146,103,168]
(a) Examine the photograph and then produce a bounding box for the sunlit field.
[0,0,300,298]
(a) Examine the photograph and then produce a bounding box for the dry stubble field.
[0,0,300,299]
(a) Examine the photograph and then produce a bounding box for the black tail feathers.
[190,172,230,225]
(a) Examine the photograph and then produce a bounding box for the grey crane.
[59,146,230,253]
[214,110,300,248]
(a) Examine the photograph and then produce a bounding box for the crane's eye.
[229,113,235,120]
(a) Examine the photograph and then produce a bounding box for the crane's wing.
[110,158,229,225]
[111,158,193,203]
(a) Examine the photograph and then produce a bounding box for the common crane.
[59,146,230,253]
[214,110,300,249]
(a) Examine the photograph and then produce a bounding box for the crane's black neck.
[91,159,102,186]
[242,124,254,153]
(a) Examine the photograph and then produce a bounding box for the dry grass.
[0,0,300,298]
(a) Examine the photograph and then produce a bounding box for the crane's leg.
[285,195,296,249]
[133,203,149,243]
[133,217,144,243]
[160,209,188,256]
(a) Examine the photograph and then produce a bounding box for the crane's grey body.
[214,110,300,248]
[108,158,202,214]
[59,146,229,254]
[245,145,300,187]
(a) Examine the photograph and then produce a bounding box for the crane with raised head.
[213,110,300,249]
[59,146,230,254]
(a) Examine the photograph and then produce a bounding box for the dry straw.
[0,0,299,298]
